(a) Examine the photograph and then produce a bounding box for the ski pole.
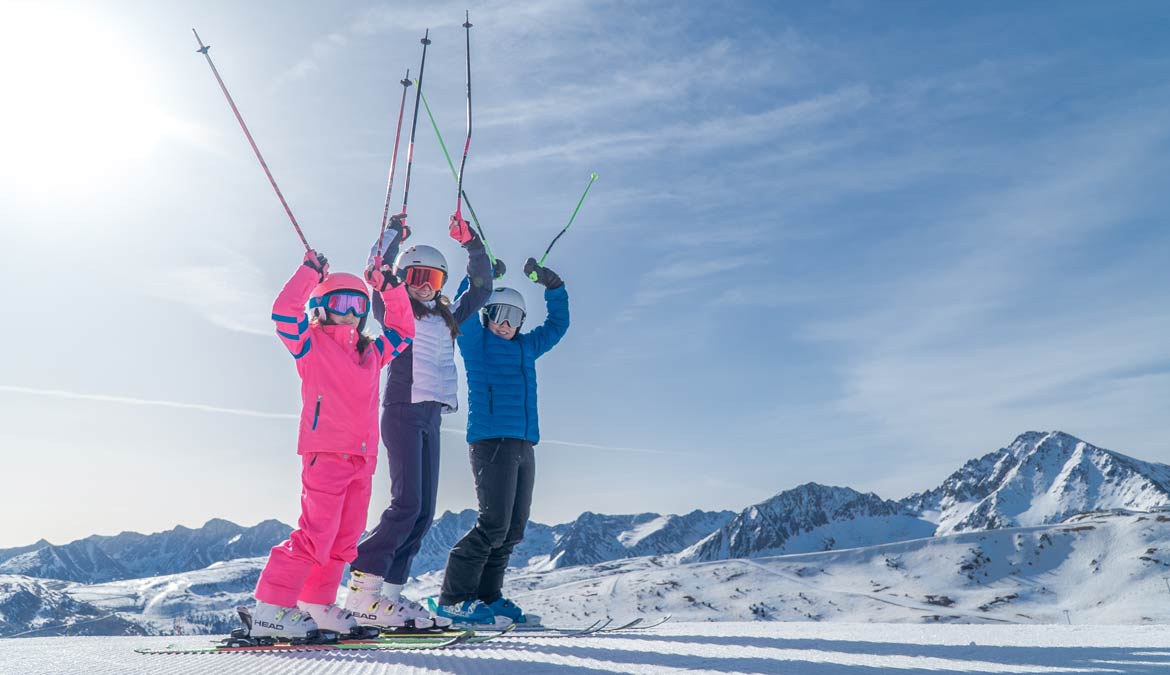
[376,70,413,260]
[454,11,473,217]
[418,88,497,267]
[192,29,310,251]
[399,30,432,218]
[529,172,599,280]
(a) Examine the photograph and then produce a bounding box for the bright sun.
[0,5,180,195]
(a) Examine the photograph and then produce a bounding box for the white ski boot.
[297,601,380,640]
[344,570,452,630]
[242,601,325,643]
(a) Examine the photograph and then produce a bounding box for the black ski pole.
[376,70,413,259]
[192,29,310,251]
[454,11,473,217]
[530,172,599,280]
[399,30,431,219]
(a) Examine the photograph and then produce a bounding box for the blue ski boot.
[486,597,541,627]
[430,598,511,629]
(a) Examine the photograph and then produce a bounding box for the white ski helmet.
[483,287,527,329]
[395,244,449,276]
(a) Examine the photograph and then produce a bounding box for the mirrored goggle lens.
[405,266,445,289]
[486,304,525,327]
[324,292,369,316]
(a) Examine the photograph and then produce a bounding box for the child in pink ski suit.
[251,223,414,640]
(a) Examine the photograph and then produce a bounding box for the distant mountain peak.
[902,431,1170,534]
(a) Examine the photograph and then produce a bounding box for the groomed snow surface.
[2,623,1170,674]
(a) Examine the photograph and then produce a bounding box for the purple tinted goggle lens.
[324,291,369,317]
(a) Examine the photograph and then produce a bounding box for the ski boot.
[221,603,337,647]
[345,570,451,632]
[297,601,380,640]
[430,597,512,629]
[487,597,541,627]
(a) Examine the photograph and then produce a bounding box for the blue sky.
[2,0,1169,548]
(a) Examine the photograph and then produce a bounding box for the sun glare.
[0,5,179,197]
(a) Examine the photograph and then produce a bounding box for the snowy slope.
[903,431,1170,534]
[4,623,1170,675]
[423,510,1170,626]
[0,576,143,637]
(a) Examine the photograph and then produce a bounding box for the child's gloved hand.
[524,257,563,289]
[304,250,329,281]
[492,258,507,280]
[365,264,402,292]
[387,213,411,245]
[449,212,475,245]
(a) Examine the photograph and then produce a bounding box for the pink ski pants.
[255,452,375,606]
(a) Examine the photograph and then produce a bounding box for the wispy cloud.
[439,427,694,456]
[143,249,275,336]
[0,386,296,419]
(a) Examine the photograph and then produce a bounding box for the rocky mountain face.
[680,483,934,562]
[901,431,1170,534]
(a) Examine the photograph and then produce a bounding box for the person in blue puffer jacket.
[430,257,569,628]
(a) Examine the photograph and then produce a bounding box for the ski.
[598,617,643,632]
[503,618,610,637]
[135,630,474,655]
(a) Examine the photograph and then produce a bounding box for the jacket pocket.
[312,395,322,430]
[488,386,494,415]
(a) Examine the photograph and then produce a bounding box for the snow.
[618,516,672,548]
[2,623,1169,674]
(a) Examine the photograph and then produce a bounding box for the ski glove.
[369,213,410,269]
[524,257,563,289]
[365,264,403,291]
[304,250,329,281]
[449,212,476,246]
[492,258,507,280]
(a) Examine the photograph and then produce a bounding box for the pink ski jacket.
[271,265,414,458]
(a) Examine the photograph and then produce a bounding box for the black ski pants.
[438,438,535,605]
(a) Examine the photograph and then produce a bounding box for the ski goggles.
[404,266,446,289]
[484,303,525,328]
[321,291,369,317]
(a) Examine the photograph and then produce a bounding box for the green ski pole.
[529,172,599,280]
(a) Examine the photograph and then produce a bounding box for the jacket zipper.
[312,395,322,430]
[519,341,529,439]
[488,385,494,415]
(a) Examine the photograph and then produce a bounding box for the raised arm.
[449,213,493,324]
[271,251,327,360]
[366,218,415,366]
[523,258,570,358]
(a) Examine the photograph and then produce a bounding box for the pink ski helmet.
[308,272,371,328]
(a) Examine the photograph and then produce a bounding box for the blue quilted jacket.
[457,285,569,444]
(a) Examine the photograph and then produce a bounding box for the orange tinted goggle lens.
[405,266,445,288]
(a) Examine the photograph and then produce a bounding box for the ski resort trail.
[2,623,1169,674]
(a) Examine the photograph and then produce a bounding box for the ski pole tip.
[590,172,599,180]
[464,10,473,28]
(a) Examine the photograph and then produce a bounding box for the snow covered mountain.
[680,483,934,562]
[0,575,145,637]
[0,519,291,584]
[902,431,1170,534]
[533,509,737,570]
[456,509,1170,625]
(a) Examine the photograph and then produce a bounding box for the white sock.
[383,582,404,602]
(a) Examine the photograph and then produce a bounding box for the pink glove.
[303,249,329,280]
[449,211,475,245]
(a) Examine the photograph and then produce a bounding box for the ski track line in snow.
[3,624,1168,675]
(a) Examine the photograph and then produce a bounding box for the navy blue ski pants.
[353,401,443,584]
